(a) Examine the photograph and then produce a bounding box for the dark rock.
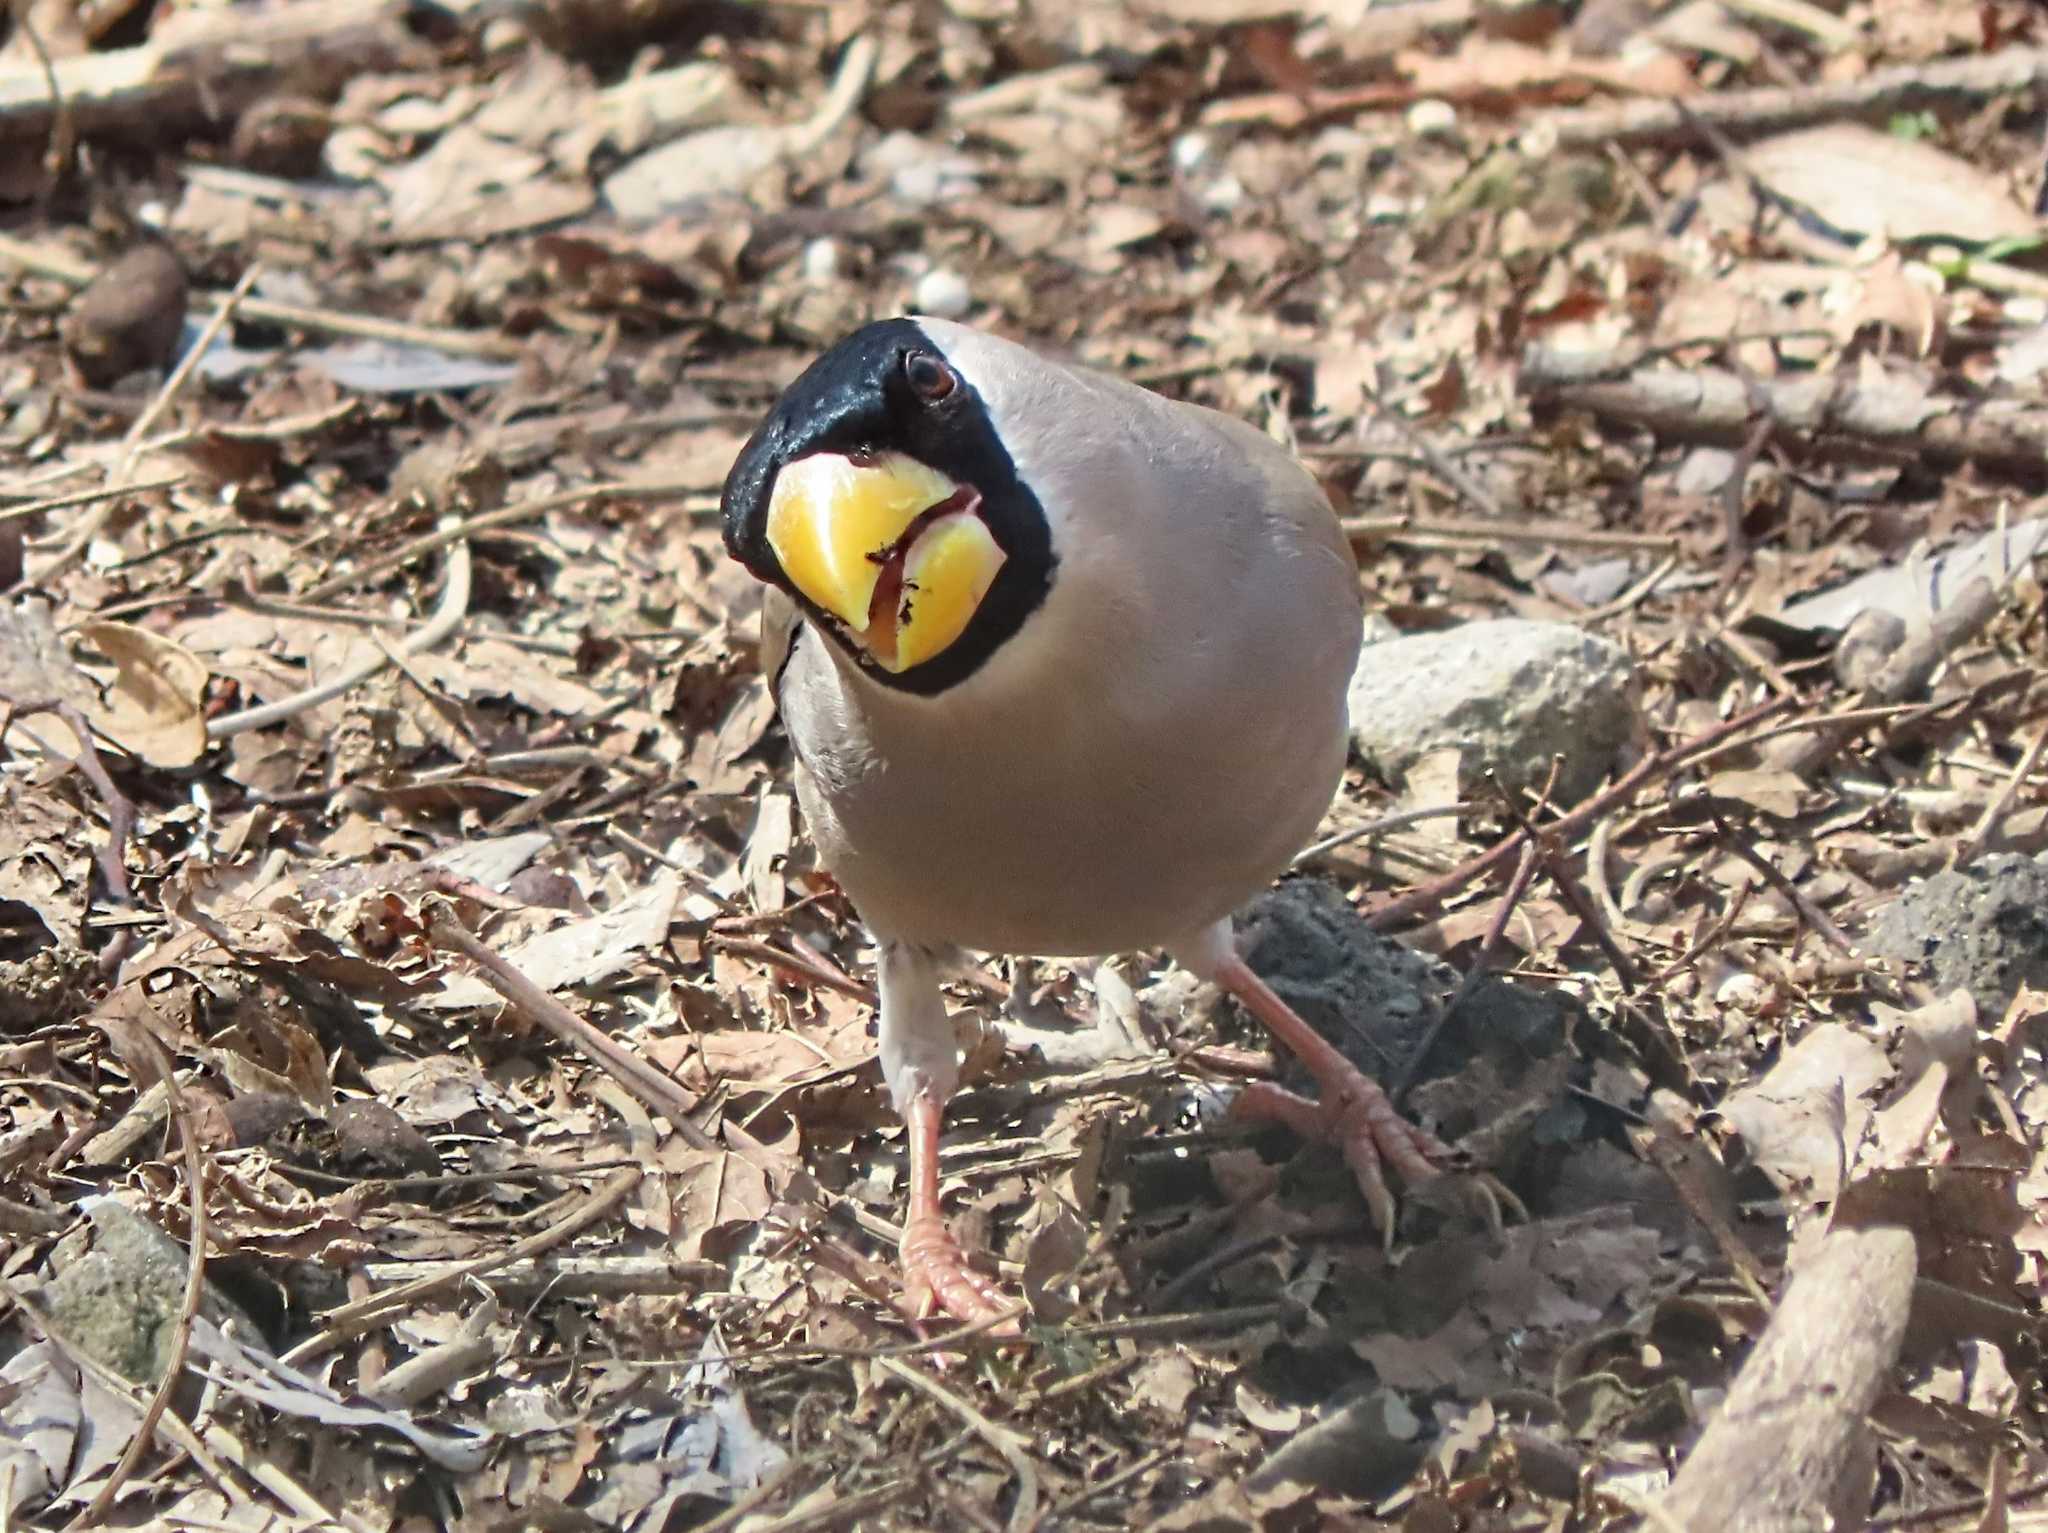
[1245,1382,1428,1501]
[1863,852,2048,1021]
[1240,878,1573,1092]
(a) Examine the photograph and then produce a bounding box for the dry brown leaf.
[426,874,683,1010]
[1744,124,2039,247]
[1720,1023,1889,1206]
[73,620,209,768]
[666,1148,772,1262]
[1837,252,1944,356]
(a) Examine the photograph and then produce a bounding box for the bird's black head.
[721,318,1055,696]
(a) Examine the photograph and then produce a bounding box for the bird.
[721,316,1469,1324]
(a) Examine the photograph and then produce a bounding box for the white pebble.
[914,267,972,319]
[1714,970,1767,1012]
[480,16,529,53]
[800,238,841,284]
[1171,131,1213,175]
[1406,98,1458,137]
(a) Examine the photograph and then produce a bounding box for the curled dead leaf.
[74,620,209,768]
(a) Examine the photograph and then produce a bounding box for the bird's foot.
[1210,951,1525,1245]
[901,1214,1019,1331]
[1230,1071,1524,1245]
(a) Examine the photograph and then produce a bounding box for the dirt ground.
[0,0,2045,1528]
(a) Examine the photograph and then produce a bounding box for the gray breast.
[780,565,1356,958]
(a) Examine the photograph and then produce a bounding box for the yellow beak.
[765,452,1006,673]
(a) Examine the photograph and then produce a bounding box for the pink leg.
[1215,953,1454,1239]
[899,1093,1016,1328]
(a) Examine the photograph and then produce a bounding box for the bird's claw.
[1230,1068,1524,1247]
[901,1214,1019,1332]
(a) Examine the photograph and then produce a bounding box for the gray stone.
[45,1198,260,1386]
[1247,1382,1427,1501]
[1347,618,1636,806]
[1863,852,2048,1022]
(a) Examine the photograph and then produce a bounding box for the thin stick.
[205,520,471,739]
[1357,385,1511,522]
[1368,694,1793,930]
[739,1477,912,1533]
[0,233,526,361]
[1342,512,1677,553]
[1027,1450,1169,1532]
[299,481,706,604]
[709,935,877,1004]
[0,1275,343,1526]
[283,1166,643,1364]
[1958,718,2048,864]
[1292,801,1479,865]
[10,0,74,193]
[0,475,190,522]
[1578,552,1680,625]
[425,904,716,1148]
[1869,1472,2048,1528]
[876,1355,1043,1533]
[1712,812,1856,955]
[120,264,262,476]
[1391,835,1541,1103]
[27,267,261,584]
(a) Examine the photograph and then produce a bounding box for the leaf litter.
[0,0,2046,1527]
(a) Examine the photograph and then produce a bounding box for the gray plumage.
[768,319,1361,968]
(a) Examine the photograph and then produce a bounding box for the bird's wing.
[1180,401,1358,581]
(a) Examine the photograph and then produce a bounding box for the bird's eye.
[904,351,957,401]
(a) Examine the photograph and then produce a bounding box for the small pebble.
[1198,173,1245,215]
[1171,132,1213,175]
[480,15,530,52]
[1406,99,1458,138]
[1714,971,1767,1012]
[913,267,972,319]
[801,238,842,284]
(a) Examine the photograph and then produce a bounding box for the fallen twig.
[1536,47,2048,150]
[1368,694,1794,930]
[299,479,706,604]
[0,229,522,361]
[205,518,472,740]
[1710,810,1856,955]
[1391,835,1539,1104]
[1957,717,2048,865]
[1659,1225,1916,1530]
[876,1354,1044,1533]
[1768,575,2004,776]
[71,1031,209,1529]
[0,1274,352,1528]
[285,1164,643,1363]
[358,1253,719,1297]
[0,0,417,148]
[425,903,716,1148]
[1522,347,2048,482]
[1342,510,1678,554]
